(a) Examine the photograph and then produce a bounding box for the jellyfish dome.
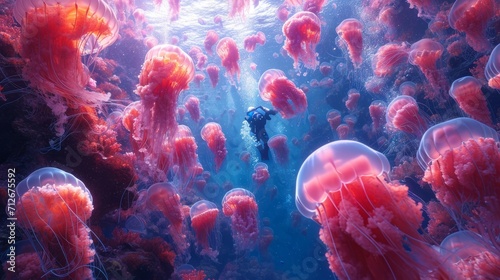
[449,76,492,126]
[484,44,500,89]
[216,37,240,84]
[201,122,227,172]
[258,69,307,118]
[296,141,443,279]
[336,18,364,68]
[386,95,427,137]
[15,167,96,279]
[222,188,259,253]
[135,44,195,161]
[190,200,220,260]
[282,11,321,69]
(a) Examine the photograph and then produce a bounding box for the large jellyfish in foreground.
[135,44,195,162]
[222,188,259,253]
[13,0,119,135]
[282,11,321,70]
[296,141,444,279]
[417,118,500,256]
[258,69,307,118]
[15,168,98,280]
[190,200,220,260]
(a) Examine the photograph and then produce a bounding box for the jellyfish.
[228,0,252,18]
[193,73,205,88]
[13,0,119,135]
[258,69,307,118]
[295,140,444,279]
[303,0,326,15]
[222,188,259,253]
[252,162,270,186]
[319,62,333,76]
[204,30,219,55]
[327,109,341,130]
[336,18,364,68]
[201,122,227,172]
[386,95,427,137]
[399,81,417,96]
[184,95,201,122]
[408,39,447,99]
[243,32,266,52]
[336,123,350,139]
[206,64,220,88]
[188,46,208,70]
[448,0,495,53]
[345,89,360,111]
[15,168,99,279]
[417,118,500,252]
[372,43,409,77]
[173,125,200,184]
[216,37,240,84]
[135,44,194,163]
[449,76,492,126]
[282,11,321,70]
[484,44,500,89]
[190,200,220,260]
[267,134,289,165]
[143,182,189,253]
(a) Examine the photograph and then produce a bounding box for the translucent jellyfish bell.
[295,140,390,218]
[16,167,92,202]
[417,117,499,171]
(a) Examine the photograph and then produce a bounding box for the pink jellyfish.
[417,118,500,255]
[268,134,290,165]
[16,168,97,279]
[345,89,360,111]
[448,0,495,53]
[13,0,119,135]
[326,109,341,130]
[135,44,194,164]
[201,122,227,172]
[204,30,219,55]
[408,39,447,99]
[189,46,208,70]
[258,69,307,118]
[244,31,266,52]
[303,0,327,15]
[369,100,387,132]
[319,62,333,76]
[193,73,205,87]
[144,182,188,253]
[216,37,240,84]
[184,95,201,122]
[228,0,253,18]
[206,64,220,88]
[252,162,270,186]
[190,200,220,260]
[282,11,321,69]
[336,123,350,139]
[484,44,500,89]
[336,18,363,68]
[399,81,418,96]
[173,125,200,183]
[449,76,492,126]
[386,95,427,137]
[372,43,409,77]
[222,188,259,253]
[276,4,289,21]
[295,140,445,279]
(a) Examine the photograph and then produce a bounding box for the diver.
[245,106,278,160]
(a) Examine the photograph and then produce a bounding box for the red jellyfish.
[282,11,321,70]
[386,95,427,137]
[295,140,445,280]
[228,0,253,18]
[201,122,228,172]
[336,123,350,139]
[13,0,119,135]
[345,89,360,111]
[372,43,409,77]
[206,63,220,88]
[258,69,307,118]
[193,73,205,88]
[243,31,266,52]
[268,134,290,165]
[336,18,363,68]
[184,95,201,122]
[484,44,500,89]
[204,30,219,55]
[15,168,100,280]
[222,188,259,253]
[408,39,448,99]
[190,200,220,260]
[135,44,194,159]
[327,109,342,130]
[448,0,495,53]
[252,162,270,186]
[144,182,189,253]
[417,118,500,256]
[369,100,387,132]
[216,37,240,84]
[173,125,200,184]
[449,76,492,126]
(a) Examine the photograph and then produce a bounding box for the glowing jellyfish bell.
[295,140,390,219]
[15,167,98,279]
[190,200,220,260]
[282,11,321,70]
[484,44,500,89]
